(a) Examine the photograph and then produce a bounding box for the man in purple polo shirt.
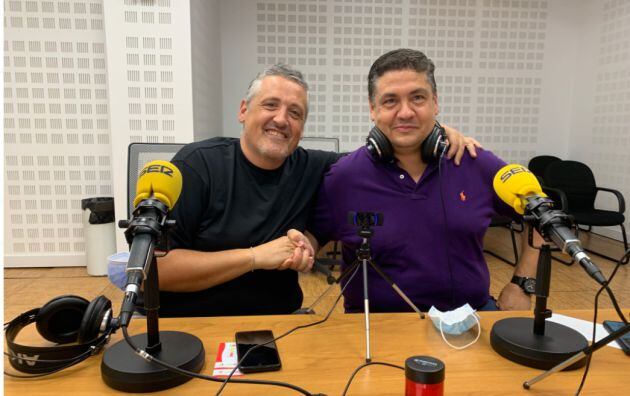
[308,49,540,313]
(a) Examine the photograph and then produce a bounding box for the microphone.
[493,164,607,285]
[119,160,182,326]
[103,160,205,393]
[133,160,182,210]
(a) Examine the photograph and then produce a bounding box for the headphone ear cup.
[366,126,394,163]
[421,123,447,163]
[77,295,112,344]
[36,295,90,344]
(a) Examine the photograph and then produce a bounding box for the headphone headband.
[5,301,112,375]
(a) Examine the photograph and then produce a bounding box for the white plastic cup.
[107,252,129,290]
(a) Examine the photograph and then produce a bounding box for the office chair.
[528,155,561,184]
[525,154,576,265]
[300,137,340,152]
[544,160,628,264]
[300,137,342,283]
[484,215,522,266]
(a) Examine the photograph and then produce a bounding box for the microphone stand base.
[490,317,588,370]
[101,331,205,392]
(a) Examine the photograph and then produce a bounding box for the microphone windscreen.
[492,164,545,214]
[134,160,183,210]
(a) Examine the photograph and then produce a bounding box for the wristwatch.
[511,275,536,295]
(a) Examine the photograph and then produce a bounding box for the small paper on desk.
[548,313,622,350]
[213,342,243,377]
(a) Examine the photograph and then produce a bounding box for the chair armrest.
[595,187,626,214]
[542,186,569,211]
[512,219,524,233]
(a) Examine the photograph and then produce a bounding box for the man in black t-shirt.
[157,65,476,317]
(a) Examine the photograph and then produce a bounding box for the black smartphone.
[602,320,630,356]
[234,330,282,373]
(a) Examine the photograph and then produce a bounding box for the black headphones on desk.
[366,121,448,164]
[4,295,117,375]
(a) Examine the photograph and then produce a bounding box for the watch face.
[523,278,536,293]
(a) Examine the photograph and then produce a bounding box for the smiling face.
[369,69,439,156]
[238,75,307,170]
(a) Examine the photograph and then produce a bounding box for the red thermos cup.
[405,356,445,396]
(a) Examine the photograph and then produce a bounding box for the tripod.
[348,212,425,362]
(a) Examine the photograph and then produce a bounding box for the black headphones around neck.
[366,121,447,164]
[4,295,117,375]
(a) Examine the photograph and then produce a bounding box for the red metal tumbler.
[405,356,445,396]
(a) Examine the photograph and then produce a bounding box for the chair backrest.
[527,155,561,184]
[544,160,597,212]
[127,142,186,218]
[300,137,340,152]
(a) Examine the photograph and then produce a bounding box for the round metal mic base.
[490,317,588,370]
[101,331,205,393]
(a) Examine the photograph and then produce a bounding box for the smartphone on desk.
[602,320,630,356]
[235,330,282,373]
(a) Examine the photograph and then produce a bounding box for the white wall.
[4,0,112,266]
[4,0,629,267]
[220,0,575,165]
[103,0,196,251]
[219,0,628,242]
[191,0,223,142]
[3,0,223,265]
[220,0,259,137]
[570,0,630,240]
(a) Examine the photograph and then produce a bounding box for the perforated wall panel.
[588,0,630,237]
[4,0,111,266]
[103,0,196,250]
[222,0,550,164]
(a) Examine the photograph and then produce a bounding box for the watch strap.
[511,275,536,294]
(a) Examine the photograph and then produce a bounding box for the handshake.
[250,229,316,273]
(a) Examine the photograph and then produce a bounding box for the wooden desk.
[5,310,629,395]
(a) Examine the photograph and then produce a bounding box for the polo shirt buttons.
[399,174,405,179]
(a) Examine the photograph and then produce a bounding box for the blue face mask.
[428,304,481,349]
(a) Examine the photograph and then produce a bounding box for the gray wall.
[569,0,630,239]
[191,0,223,141]
[218,0,629,241]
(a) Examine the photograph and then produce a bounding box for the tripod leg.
[362,259,371,363]
[367,259,425,319]
[295,259,361,314]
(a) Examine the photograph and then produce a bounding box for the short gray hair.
[245,64,309,115]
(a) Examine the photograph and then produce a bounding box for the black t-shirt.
[159,137,340,317]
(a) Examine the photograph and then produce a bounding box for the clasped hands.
[250,229,315,273]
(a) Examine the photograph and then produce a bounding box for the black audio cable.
[215,263,361,395]
[121,263,360,396]
[574,249,629,396]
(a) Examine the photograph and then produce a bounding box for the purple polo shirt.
[308,147,516,313]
